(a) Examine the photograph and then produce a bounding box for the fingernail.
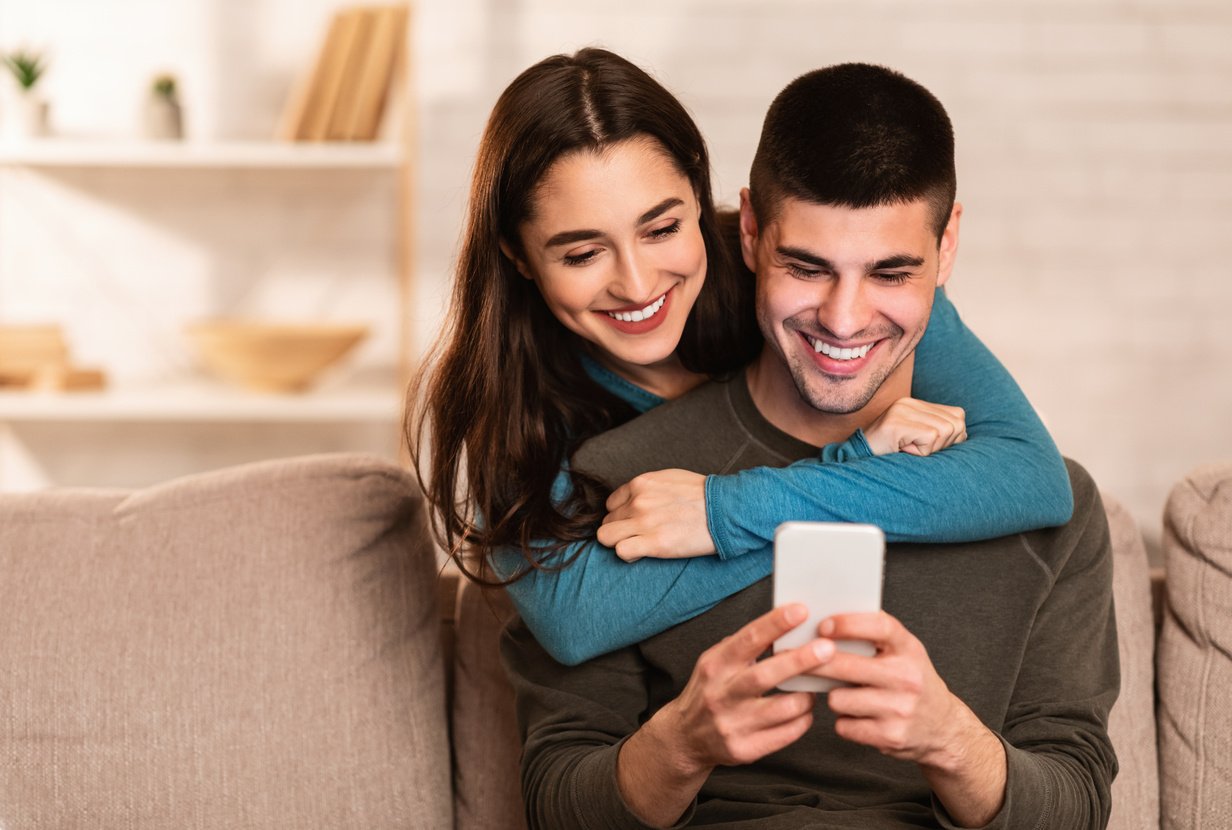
[818,618,835,636]
[785,605,807,625]
[812,640,834,660]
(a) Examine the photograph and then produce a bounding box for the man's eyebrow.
[871,254,926,270]
[545,198,685,249]
[777,246,835,270]
[777,248,926,272]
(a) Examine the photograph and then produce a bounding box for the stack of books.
[278,4,409,142]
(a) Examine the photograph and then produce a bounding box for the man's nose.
[818,277,873,340]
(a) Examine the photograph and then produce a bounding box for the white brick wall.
[1,0,1226,546]
[411,0,1232,553]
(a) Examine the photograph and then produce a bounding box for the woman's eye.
[562,249,599,266]
[648,220,681,240]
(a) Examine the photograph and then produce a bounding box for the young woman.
[409,48,1071,665]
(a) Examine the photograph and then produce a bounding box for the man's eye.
[648,220,681,240]
[874,272,910,285]
[786,263,821,279]
[563,249,599,266]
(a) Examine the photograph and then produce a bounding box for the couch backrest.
[451,581,526,830]
[1104,494,1162,830]
[0,454,452,829]
[1157,461,1232,830]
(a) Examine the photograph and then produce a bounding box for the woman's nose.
[610,251,657,304]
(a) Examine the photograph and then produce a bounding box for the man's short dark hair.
[749,63,956,241]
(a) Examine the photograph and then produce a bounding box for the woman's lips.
[596,288,673,334]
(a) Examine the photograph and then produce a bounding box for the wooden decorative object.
[185,321,369,393]
[0,324,69,373]
[278,5,410,142]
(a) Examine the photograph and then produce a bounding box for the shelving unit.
[0,140,410,427]
[0,139,401,170]
[0,2,417,492]
[0,381,401,424]
[0,137,412,488]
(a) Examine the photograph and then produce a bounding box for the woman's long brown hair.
[407,49,759,586]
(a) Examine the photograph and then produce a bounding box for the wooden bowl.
[185,321,368,393]
[0,324,69,373]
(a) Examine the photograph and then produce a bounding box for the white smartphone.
[772,521,885,693]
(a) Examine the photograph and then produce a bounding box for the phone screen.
[772,521,885,693]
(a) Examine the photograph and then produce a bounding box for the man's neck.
[745,346,914,448]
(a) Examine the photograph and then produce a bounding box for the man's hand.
[814,611,1007,827]
[598,469,713,561]
[863,398,967,457]
[617,604,833,826]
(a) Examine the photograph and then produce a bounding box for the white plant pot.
[10,93,50,139]
[144,97,183,140]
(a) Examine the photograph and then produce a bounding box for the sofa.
[0,453,1228,829]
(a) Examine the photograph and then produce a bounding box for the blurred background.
[1,0,1228,558]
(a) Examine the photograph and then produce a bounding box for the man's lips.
[799,331,883,375]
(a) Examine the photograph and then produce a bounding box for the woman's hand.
[863,398,967,457]
[598,469,714,561]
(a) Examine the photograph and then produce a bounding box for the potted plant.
[144,72,183,140]
[2,49,50,138]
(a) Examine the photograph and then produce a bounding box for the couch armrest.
[1157,461,1232,830]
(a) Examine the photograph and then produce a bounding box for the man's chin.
[793,377,878,416]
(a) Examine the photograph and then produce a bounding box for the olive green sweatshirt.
[501,373,1118,829]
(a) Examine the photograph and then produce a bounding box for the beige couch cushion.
[1158,461,1232,830]
[0,454,451,829]
[1103,495,1161,830]
[451,580,527,830]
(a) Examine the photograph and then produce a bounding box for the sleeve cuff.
[570,736,697,829]
[822,429,874,461]
[932,734,1054,830]
[705,474,736,561]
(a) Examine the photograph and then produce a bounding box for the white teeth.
[808,337,872,361]
[607,293,666,323]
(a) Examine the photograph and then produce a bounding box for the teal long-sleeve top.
[494,289,1073,665]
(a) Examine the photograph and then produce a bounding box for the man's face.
[740,193,960,415]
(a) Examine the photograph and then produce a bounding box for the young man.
[502,64,1118,829]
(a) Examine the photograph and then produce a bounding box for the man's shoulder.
[571,377,743,489]
[1020,457,1109,576]
[1063,457,1099,513]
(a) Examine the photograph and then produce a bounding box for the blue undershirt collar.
[580,354,665,414]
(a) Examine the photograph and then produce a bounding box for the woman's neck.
[590,347,708,401]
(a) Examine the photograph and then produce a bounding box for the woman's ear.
[738,188,760,274]
[499,239,533,280]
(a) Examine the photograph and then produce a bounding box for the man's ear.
[499,239,533,280]
[738,188,760,273]
[936,202,962,288]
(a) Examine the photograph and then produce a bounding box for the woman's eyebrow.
[637,197,684,225]
[546,228,602,248]
[545,197,685,248]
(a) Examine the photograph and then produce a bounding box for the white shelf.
[0,139,401,170]
[0,379,401,423]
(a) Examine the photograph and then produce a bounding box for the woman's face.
[508,137,707,376]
